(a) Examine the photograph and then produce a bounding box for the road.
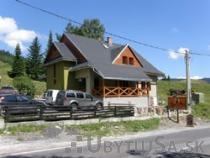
[3,127,210,158]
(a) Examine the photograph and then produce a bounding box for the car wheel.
[96,103,103,110]
[70,103,78,112]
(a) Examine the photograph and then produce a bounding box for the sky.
[0,0,210,79]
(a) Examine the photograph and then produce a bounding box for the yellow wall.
[46,61,74,90]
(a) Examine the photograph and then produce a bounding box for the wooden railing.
[92,87,148,97]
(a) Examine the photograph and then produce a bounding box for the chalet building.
[44,33,164,106]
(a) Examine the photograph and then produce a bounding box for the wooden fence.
[1,104,134,122]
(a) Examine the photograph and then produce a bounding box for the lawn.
[157,79,210,119]
[0,61,46,96]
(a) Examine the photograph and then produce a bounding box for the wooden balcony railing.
[92,87,148,97]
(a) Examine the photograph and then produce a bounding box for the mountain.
[202,78,210,83]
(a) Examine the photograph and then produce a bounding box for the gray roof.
[70,62,151,81]
[54,42,76,61]
[63,33,164,81]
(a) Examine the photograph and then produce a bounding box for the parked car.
[45,89,59,105]
[55,90,103,110]
[0,94,47,116]
[0,86,17,95]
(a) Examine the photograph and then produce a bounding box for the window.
[76,93,84,98]
[86,94,93,99]
[129,57,134,65]
[122,56,128,64]
[66,93,75,98]
[4,95,17,102]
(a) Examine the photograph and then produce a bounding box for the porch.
[92,79,151,98]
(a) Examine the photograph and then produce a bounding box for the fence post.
[94,105,97,118]
[39,104,44,120]
[70,106,72,119]
[114,106,117,116]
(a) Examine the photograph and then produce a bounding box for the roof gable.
[44,42,76,65]
[112,45,143,67]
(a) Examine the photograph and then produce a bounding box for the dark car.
[0,94,46,116]
[0,86,17,95]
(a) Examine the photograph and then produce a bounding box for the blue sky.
[0,0,210,78]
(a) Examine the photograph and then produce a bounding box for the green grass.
[0,118,160,136]
[158,79,210,119]
[157,79,210,104]
[0,124,47,135]
[68,118,160,137]
[0,61,46,96]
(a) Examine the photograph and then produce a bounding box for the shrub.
[13,76,35,97]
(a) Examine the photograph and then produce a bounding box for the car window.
[17,96,29,102]
[47,91,52,97]
[76,93,84,98]
[66,92,75,98]
[85,94,92,99]
[4,95,17,102]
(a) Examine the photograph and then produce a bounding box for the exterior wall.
[46,62,63,90]
[103,97,149,107]
[46,61,74,90]
[74,68,94,93]
[113,47,142,67]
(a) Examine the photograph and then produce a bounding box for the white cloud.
[191,76,203,80]
[177,76,203,80]
[168,47,189,60]
[0,16,38,51]
[0,16,17,34]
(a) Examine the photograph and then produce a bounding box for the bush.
[13,76,35,97]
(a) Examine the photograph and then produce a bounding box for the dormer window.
[122,56,128,64]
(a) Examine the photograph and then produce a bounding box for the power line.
[15,0,210,57]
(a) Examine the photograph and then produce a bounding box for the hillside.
[0,61,46,95]
[157,79,210,103]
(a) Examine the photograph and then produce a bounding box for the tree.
[26,37,43,80]
[45,31,53,57]
[56,19,105,41]
[8,43,25,78]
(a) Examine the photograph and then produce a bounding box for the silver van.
[55,90,103,110]
[45,89,59,105]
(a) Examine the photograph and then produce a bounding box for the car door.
[76,92,85,107]
[84,93,94,106]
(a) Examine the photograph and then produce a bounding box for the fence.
[2,104,134,122]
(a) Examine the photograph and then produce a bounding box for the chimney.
[107,37,112,46]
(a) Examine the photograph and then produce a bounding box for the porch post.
[102,79,105,97]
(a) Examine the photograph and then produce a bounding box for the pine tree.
[8,43,25,78]
[26,37,43,80]
[45,31,53,57]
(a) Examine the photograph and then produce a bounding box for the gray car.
[55,90,103,110]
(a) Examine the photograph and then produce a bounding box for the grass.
[0,118,160,136]
[0,61,46,96]
[68,118,160,137]
[0,124,47,135]
[158,79,210,120]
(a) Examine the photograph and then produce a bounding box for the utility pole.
[184,50,191,106]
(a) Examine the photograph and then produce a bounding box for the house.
[44,33,164,107]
